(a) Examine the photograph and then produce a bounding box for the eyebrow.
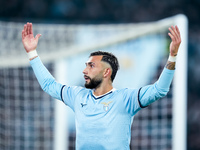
[85,62,95,66]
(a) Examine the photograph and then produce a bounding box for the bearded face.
[83,55,109,90]
[84,75,102,89]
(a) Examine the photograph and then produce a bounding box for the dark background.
[0,0,200,149]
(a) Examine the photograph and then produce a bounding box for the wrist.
[27,49,38,60]
[168,55,177,62]
[170,52,177,57]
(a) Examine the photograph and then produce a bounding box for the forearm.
[166,61,175,70]
[30,57,63,100]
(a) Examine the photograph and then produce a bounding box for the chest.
[74,93,127,124]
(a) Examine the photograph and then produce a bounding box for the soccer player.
[22,22,181,150]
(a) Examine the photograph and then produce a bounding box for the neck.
[93,82,113,96]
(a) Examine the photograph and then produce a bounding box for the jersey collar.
[92,88,116,100]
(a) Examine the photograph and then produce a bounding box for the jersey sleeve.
[30,57,63,100]
[139,67,175,107]
[61,85,84,111]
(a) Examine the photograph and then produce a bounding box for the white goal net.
[0,14,187,150]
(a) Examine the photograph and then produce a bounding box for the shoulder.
[61,86,91,105]
[113,88,139,97]
[114,88,138,93]
[63,85,90,94]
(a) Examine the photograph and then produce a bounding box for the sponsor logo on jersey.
[81,103,87,107]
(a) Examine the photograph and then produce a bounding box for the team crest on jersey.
[101,101,113,112]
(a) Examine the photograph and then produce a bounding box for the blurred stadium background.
[0,0,199,150]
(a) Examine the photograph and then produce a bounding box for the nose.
[83,67,88,75]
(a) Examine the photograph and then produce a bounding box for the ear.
[103,68,111,78]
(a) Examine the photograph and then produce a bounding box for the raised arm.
[138,25,181,108]
[21,22,63,100]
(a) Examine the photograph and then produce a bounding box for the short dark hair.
[90,51,119,82]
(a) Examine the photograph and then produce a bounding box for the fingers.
[35,34,42,41]
[30,23,33,34]
[27,22,33,35]
[27,22,30,35]
[22,22,33,37]
[24,24,27,36]
[168,25,181,42]
[22,24,27,40]
[168,32,174,41]
[175,26,180,36]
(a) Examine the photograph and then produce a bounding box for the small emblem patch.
[101,101,113,112]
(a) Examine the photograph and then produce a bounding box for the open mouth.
[84,75,90,81]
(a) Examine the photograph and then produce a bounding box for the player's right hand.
[22,22,41,53]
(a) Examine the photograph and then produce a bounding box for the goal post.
[0,14,188,150]
[172,14,188,150]
[52,14,188,150]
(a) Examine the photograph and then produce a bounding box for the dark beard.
[85,77,102,89]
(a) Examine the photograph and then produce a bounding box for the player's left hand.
[168,25,181,56]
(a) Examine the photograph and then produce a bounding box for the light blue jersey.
[30,57,175,150]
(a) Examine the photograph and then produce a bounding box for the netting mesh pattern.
[0,19,177,150]
[0,64,55,150]
[0,21,138,68]
[0,20,172,68]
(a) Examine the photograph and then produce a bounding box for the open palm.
[22,22,41,53]
[168,26,181,56]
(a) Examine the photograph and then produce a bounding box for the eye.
[86,62,95,68]
[90,64,94,68]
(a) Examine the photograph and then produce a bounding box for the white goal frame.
[53,14,188,150]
